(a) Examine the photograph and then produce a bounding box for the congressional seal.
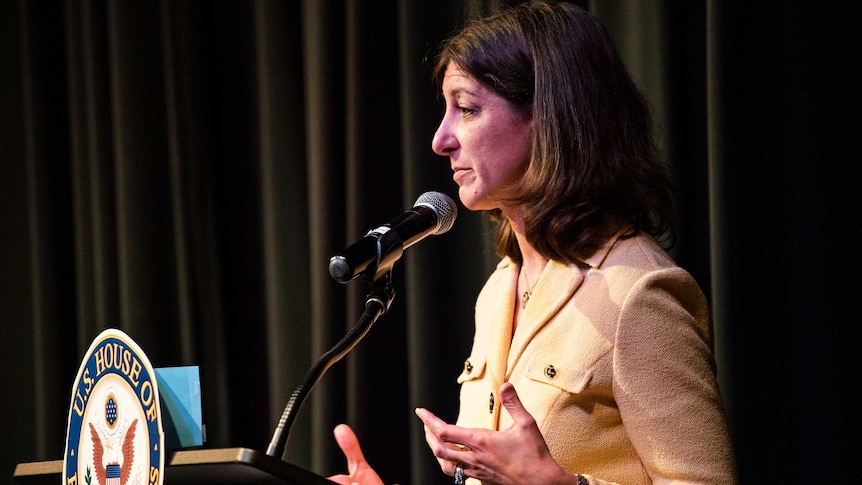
[63,328,164,485]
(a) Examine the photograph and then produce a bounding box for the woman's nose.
[432,119,457,156]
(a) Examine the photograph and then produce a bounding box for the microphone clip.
[359,225,405,283]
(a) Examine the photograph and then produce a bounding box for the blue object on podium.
[155,366,204,450]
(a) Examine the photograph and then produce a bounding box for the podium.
[13,292,394,485]
[15,250,407,485]
[14,447,333,484]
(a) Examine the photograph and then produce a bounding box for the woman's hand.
[415,382,576,485]
[328,424,388,485]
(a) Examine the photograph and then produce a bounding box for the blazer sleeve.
[612,267,737,485]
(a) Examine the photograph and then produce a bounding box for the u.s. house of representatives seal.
[63,329,164,485]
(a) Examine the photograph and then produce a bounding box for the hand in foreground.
[328,424,388,485]
[415,382,575,485]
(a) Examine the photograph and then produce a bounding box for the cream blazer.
[455,232,736,484]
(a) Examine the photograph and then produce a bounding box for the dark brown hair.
[434,2,676,264]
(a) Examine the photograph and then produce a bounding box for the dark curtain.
[1,1,857,484]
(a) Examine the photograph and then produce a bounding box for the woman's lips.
[452,167,470,184]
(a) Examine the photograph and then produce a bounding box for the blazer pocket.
[524,354,592,394]
[457,354,486,384]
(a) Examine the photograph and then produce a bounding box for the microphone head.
[415,191,457,235]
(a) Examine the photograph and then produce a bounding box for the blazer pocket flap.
[524,355,592,394]
[457,354,487,384]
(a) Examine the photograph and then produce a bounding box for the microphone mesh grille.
[415,191,458,235]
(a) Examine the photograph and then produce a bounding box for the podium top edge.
[13,448,332,485]
[169,447,260,466]
[11,447,256,473]
[13,460,62,478]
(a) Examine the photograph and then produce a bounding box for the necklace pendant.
[522,290,531,309]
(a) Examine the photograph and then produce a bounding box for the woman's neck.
[509,214,548,328]
[508,212,547,276]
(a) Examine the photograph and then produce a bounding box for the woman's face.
[432,62,533,213]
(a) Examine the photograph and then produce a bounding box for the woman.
[330,2,736,484]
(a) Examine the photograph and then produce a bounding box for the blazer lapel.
[505,231,623,374]
[477,231,625,392]
[478,259,518,397]
[506,260,584,375]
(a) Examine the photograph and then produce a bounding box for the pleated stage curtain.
[1,1,857,483]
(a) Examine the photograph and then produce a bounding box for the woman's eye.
[458,106,476,117]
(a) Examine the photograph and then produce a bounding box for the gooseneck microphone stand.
[265,271,396,461]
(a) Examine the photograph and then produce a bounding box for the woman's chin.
[458,187,511,213]
[457,189,485,211]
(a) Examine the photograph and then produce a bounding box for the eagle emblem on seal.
[88,418,137,485]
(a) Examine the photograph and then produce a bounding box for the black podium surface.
[13,448,333,485]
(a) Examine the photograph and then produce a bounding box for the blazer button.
[544,364,556,379]
[464,360,473,374]
[489,392,494,413]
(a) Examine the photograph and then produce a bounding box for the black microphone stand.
[265,271,396,461]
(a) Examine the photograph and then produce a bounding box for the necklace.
[520,267,536,309]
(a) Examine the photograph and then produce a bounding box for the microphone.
[329,191,457,283]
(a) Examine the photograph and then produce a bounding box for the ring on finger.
[454,463,466,485]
